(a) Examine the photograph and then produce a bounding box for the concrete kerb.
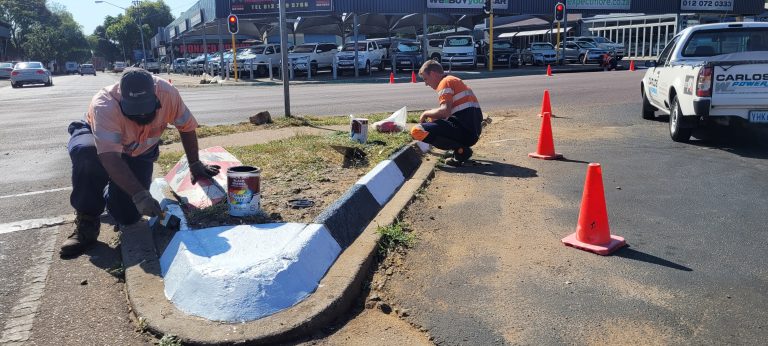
[121,141,437,344]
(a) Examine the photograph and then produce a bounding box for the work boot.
[446,147,473,167]
[60,213,101,258]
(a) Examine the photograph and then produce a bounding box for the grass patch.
[377,222,415,254]
[157,334,182,346]
[159,111,422,145]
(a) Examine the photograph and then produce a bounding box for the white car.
[335,40,386,75]
[641,22,768,142]
[574,36,626,60]
[0,62,13,79]
[10,61,52,88]
[288,43,338,75]
[441,35,477,69]
[233,44,283,76]
[427,39,443,62]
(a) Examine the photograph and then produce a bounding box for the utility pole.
[278,0,292,117]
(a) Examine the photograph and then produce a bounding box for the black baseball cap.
[119,68,158,116]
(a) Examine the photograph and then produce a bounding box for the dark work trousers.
[413,108,482,151]
[67,121,158,225]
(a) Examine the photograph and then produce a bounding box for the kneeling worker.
[62,68,220,258]
[410,59,483,166]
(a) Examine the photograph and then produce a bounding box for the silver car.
[0,62,13,79]
[79,64,97,76]
[10,62,53,88]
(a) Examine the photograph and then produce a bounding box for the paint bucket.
[350,118,369,144]
[227,166,261,217]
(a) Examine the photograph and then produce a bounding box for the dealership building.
[152,0,767,63]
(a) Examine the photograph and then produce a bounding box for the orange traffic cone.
[538,89,553,117]
[546,64,552,76]
[562,163,626,255]
[389,72,395,84]
[528,112,563,160]
[629,60,635,71]
[168,78,172,85]
[411,70,417,83]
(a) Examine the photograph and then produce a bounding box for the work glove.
[132,190,162,218]
[189,161,221,185]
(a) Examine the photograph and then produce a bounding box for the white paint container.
[350,118,369,144]
[227,166,261,217]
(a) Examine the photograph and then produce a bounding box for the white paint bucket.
[227,166,261,217]
[350,118,369,144]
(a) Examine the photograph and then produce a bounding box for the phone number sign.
[681,0,733,11]
[231,0,332,14]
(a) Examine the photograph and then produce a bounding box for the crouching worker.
[61,68,220,258]
[411,60,483,166]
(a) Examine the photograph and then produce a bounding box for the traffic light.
[483,0,492,14]
[554,2,565,22]
[227,14,239,34]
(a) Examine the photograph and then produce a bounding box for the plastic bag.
[374,106,407,133]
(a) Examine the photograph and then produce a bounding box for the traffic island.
[122,125,438,343]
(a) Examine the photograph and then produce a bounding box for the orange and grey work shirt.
[437,75,483,137]
[86,77,197,157]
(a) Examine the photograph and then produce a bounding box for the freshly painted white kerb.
[355,160,405,206]
[159,223,341,322]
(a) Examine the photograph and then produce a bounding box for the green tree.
[22,3,91,66]
[102,0,173,61]
[0,0,51,58]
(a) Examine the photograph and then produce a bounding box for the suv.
[335,40,386,75]
[483,40,519,68]
[64,61,79,75]
[79,63,97,76]
[441,35,478,69]
[392,41,424,71]
[288,43,338,75]
[233,44,283,76]
[574,36,626,60]
[141,58,160,74]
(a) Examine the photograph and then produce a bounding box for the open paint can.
[350,118,369,144]
[227,166,261,217]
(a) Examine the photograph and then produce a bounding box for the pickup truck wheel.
[669,96,692,142]
[579,54,586,64]
[257,65,267,77]
[365,61,371,75]
[310,62,318,76]
[378,61,385,71]
[430,54,441,63]
[641,88,657,120]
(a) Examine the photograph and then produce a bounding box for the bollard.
[332,60,337,80]
[268,60,273,81]
[289,62,294,80]
[249,61,254,79]
[307,62,312,80]
[448,57,453,73]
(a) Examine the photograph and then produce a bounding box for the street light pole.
[95,0,147,63]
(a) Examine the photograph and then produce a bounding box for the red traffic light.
[229,16,236,23]
[556,4,563,11]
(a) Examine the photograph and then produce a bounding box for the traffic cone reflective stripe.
[562,163,626,255]
[528,112,563,160]
[629,60,636,71]
[539,89,553,117]
[389,72,395,84]
[546,64,552,76]
[411,71,417,83]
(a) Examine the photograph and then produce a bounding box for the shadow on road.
[614,246,693,272]
[439,159,537,178]
[687,127,768,160]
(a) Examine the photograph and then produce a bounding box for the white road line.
[0,187,72,200]
[0,225,59,345]
[0,216,73,235]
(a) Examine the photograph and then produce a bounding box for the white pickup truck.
[335,40,386,75]
[641,22,768,142]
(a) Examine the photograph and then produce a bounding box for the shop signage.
[190,10,203,27]
[569,0,631,10]
[427,0,508,10]
[681,0,733,11]
[231,0,333,15]
[178,19,188,33]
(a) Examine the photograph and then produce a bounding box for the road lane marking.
[0,216,73,235]
[0,225,59,345]
[0,187,73,200]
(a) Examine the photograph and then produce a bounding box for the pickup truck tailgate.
[711,58,768,107]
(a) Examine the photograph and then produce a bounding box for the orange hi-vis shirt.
[437,75,480,114]
[86,77,197,157]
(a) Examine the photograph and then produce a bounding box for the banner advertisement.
[681,0,733,11]
[427,0,508,9]
[231,0,333,15]
[568,0,631,10]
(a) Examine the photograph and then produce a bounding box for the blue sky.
[55,0,198,35]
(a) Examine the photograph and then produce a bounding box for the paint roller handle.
[189,161,221,185]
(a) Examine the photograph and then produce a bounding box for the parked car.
[335,40,386,75]
[427,39,444,62]
[288,43,338,75]
[392,41,424,71]
[79,63,97,76]
[140,58,160,74]
[0,62,13,79]
[10,61,52,88]
[441,35,478,69]
[574,36,626,60]
[520,42,562,66]
[64,61,79,75]
[113,61,126,73]
[172,58,187,73]
[235,44,283,76]
[556,41,608,64]
[483,39,520,68]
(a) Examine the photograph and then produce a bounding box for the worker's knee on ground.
[410,124,429,141]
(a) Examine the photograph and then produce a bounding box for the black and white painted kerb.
[316,142,425,249]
